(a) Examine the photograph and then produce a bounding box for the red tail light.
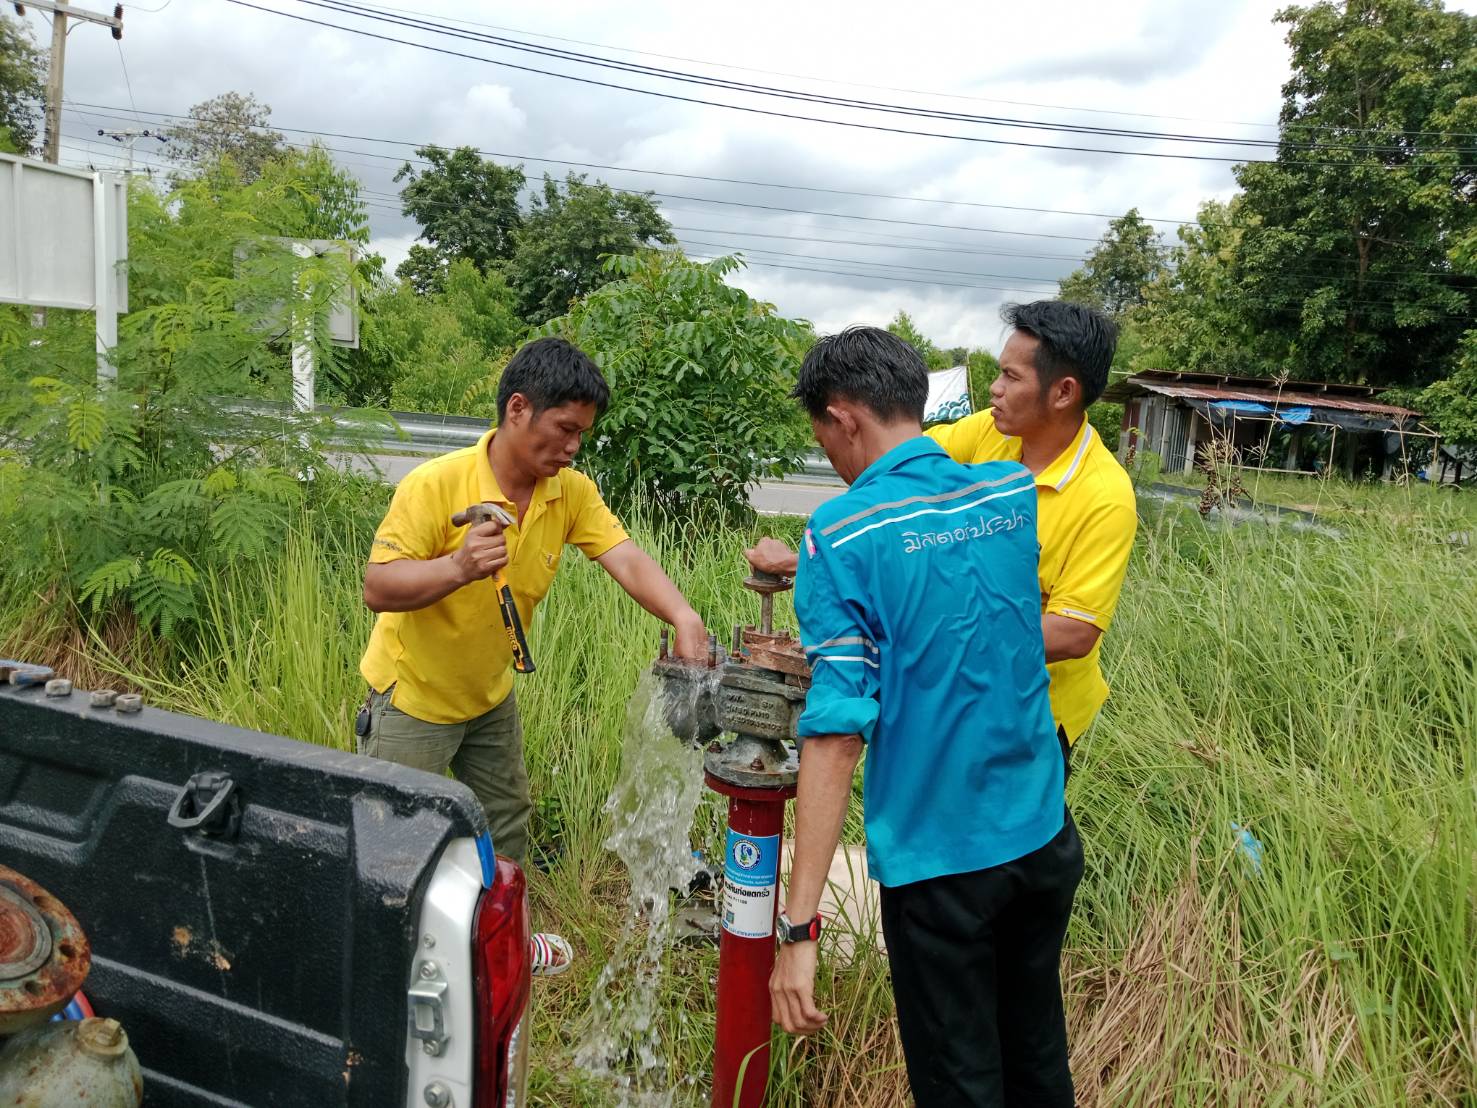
[472,857,531,1107]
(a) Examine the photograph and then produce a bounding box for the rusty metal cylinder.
[0,1018,143,1106]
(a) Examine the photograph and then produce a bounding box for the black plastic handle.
[167,771,240,837]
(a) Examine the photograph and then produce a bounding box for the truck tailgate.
[0,682,486,1107]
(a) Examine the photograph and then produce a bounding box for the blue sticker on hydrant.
[722,829,780,939]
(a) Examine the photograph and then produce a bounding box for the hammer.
[451,503,536,674]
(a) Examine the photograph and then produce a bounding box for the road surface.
[348,454,842,518]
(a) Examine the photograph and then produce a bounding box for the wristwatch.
[777,911,823,944]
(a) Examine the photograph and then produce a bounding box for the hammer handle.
[451,504,536,674]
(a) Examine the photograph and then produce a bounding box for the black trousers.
[879,813,1084,1108]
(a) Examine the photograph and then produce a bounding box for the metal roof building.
[1101,370,1438,480]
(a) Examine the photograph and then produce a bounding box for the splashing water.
[576,670,716,1105]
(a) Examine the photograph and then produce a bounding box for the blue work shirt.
[795,436,1064,888]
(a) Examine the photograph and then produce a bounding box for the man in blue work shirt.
[767,327,1083,1107]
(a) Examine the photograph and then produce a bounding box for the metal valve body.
[650,571,809,789]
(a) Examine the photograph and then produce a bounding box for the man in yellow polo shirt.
[927,301,1136,759]
[748,300,1135,761]
[360,336,708,865]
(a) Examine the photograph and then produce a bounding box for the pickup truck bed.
[0,679,486,1106]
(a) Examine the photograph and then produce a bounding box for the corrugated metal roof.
[1114,377,1421,419]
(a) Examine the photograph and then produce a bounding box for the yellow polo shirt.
[360,429,628,724]
[927,411,1136,742]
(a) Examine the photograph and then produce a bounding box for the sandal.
[529,932,574,977]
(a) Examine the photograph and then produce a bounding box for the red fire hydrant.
[658,571,807,1108]
[706,751,797,1108]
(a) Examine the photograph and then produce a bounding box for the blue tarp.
[1210,400,1314,425]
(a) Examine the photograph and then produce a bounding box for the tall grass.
[2,480,1472,1106]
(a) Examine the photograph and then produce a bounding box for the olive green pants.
[360,687,532,865]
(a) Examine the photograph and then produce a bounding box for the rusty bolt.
[77,1018,128,1058]
[45,678,72,697]
[749,757,766,772]
[707,740,723,754]
[90,689,119,708]
[115,693,143,713]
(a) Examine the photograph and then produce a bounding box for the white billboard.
[0,153,127,313]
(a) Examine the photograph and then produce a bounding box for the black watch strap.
[777,911,823,943]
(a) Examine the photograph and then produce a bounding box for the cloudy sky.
[37,0,1477,352]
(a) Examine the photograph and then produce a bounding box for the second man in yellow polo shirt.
[748,299,1136,763]
[927,301,1136,756]
[359,336,709,866]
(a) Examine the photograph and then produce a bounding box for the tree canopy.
[1059,210,1170,319]
[0,14,44,157]
[541,252,810,518]
[507,173,674,324]
[393,145,526,290]
[164,92,288,183]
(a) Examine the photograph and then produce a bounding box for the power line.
[65,106,1457,288]
[341,1,1477,142]
[342,186,1466,294]
[115,41,141,120]
[675,238,1060,284]
[44,136,1477,310]
[59,104,1467,286]
[64,101,1199,226]
[58,104,1150,245]
[679,254,1477,314]
[680,255,1061,294]
[307,0,1292,151]
[57,99,1475,287]
[67,101,1470,267]
[647,191,1107,242]
[219,0,1477,168]
[352,186,1472,291]
[666,226,1087,262]
[303,0,1477,154]
[344,0,1286,132]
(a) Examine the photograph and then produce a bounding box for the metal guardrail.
[245,400,845,486]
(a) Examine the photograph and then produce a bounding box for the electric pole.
[16,1,125,165]
[95,127,165,174]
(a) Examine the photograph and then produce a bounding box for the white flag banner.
[924,366,972,423]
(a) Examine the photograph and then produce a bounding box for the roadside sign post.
[0,152,127,383]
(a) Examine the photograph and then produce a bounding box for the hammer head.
[451,502,515,529]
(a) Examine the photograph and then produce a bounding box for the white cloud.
[42,0,1477,352]
[437,84,527,145]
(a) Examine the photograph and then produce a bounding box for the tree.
[541,251,812,518]
[885,311,950,369]
[257,144,371,246]
[1225,0,1477,388]
[164,92,287,182]
[352,259,523,413]
[507,173,675,324]
[0,14,44,157]
[966,349,999,411]
[1134,200,1272,375]
[0,162,380,637]
[394,146,525,290]
[1059,209,1170,319]
[1419,329,1477,449]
